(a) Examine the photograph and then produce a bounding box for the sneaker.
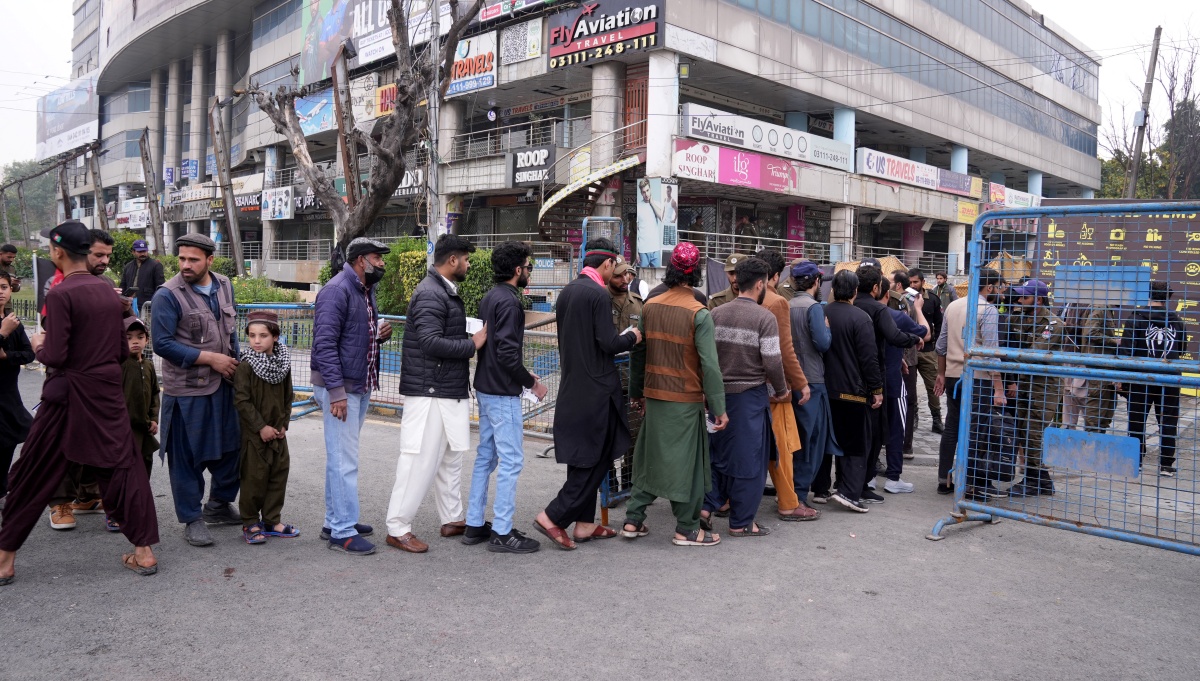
[49,504,77,530]
[810,492,832,505]
[461,521,494,546]
[964,487,991,502]
[184,519,214,546]
[328,533,376,556]
[883,478,915,494]
[319,523,374,541]
[903,450,915,460]
[867,479,877,490]
[69,498,104,515]
[202,500,241,525]
[487,529,541,554]
[932,420,944,434]
[937,482,955,495]
[860,490,886,504]
[830,493,869,513]
[1160,467,1176,478]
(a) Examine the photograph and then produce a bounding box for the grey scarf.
[241,342,291,385]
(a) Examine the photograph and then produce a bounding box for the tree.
[1155,33,1200,200]
[251,0,482,262]
[1,159,58,244]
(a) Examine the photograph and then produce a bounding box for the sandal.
[105,516,122,532]
[573,525,617,542]
[699,512,713,532]
[621,521,649,539]
[714,503,731,518]
[532,519,576,551]
[242,523,267,545]
[728,524,772,538]
[672,528,721,547]
[121,553,158,576]
[262,523,300,538]
[0,574,13,586]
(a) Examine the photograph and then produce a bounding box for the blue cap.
[132,239,149,252]
[790,261,822,279]
[1012,279,1051,298]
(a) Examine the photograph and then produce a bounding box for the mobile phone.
[121,287,139,298]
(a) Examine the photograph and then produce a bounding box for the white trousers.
[385,396,469,537]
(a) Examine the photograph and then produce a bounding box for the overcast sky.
[0,0,1194,175]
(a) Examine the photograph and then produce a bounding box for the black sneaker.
[932,420,944,434]
[937,482,955,495]
[860,490,885,504]
[461,521,494,545]
[810,492,832,505]
[487,529,540,554]
[830,493,868,513]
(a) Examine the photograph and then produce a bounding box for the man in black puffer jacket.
[385,235,488,554]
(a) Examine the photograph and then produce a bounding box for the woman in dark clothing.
[0,272,34,505]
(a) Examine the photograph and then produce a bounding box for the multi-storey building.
[49,0,1100,284]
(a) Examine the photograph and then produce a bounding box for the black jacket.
[855,295,920,368]
[474,283,535,396]
[823,300,883,401]
[119,258,166,306]
[1123,306,1188,362]
[399,269,475,399]
[917,290,942,351]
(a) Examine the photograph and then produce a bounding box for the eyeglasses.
[521,262,534,271]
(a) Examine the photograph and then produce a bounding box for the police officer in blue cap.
[119,239,165,312]
[1005,279,1064,497]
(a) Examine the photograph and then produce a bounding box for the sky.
[0,0,1194,174]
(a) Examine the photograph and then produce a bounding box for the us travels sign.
[547,1,663,69]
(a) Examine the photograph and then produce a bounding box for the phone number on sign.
[549,35,657,69]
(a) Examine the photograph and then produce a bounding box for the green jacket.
[233,362,294,457]
[121,355,160,457]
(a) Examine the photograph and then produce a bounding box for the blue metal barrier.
[928,202,1200,556]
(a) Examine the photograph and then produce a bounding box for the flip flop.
[532,519,576,551]
[262,523,300,538]
[122,553,158,576]
[572,525,617,543]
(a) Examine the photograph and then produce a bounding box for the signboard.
[447,31,497,97]
[163,165,175,186]
[480,0,555,21]
[680,103,853,173]
[635,176,678,263]
[674,138,804,195]
[180,201,212,221]
[334,169,424,198]
[569,147,591,183]
[183,159,200,181]
[500,17,542,64]
[672,138,717,182]
[261,187,295,220]
[36,76,98,162]
[501,90,590,118]
[298,88,335,136]
[351,73,381,126]
[956,200,979,224]
[937,168,984,200]
[855,148,938,191]
[989,183,1041,208]
[235,192,262,212]
[510,145,556,186]
[115,210,151,231]
[547,0,664,69]
[376,83,398,116]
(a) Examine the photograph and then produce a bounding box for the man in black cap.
[0,221,160,585]
[151,232,242,547]
[119,238,165,311]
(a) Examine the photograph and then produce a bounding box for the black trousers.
[0,443,15,498]
[902,366,919,451]
[830,400,870,502]
[938,377,961,482]
[1127,384,1181,470]
[937,377,991,488]
[865,406,885,491]
[545,462,609,528]
[812,452,834,496]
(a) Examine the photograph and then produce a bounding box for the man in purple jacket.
[311,238,394,556]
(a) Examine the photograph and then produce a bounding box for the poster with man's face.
[635,177,679,267]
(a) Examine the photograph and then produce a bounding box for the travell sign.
[447,31,497,97]
[681,104,853,173]
[510,145,556,186]
[856,148,939,191]
[547,1,663,68]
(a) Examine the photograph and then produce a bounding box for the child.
[0,272,34,508]
[233,310,296,544]
[121,317,160,481]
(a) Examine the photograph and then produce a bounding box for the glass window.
[790,0,804,29]
[127,82,151,113]
[774,0,788,23]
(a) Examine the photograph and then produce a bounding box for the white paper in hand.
[466,317,484,334]
[521,387,542,404]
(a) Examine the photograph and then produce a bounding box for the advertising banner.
[680,103,853,173]
[672,138,718,183]
[510,145,556,186]
[547,0,663,69]
[500,17,542,64]
[298,89,335,136]
[988,183,1041,208]
[937,168,984,199]
[261,187,295,220]
[501,90,590,117]
[956,200,979,224]
[786,205,806,260]
[447,31,497,97]
[856,148,939,191]
[36,77,98,162]
[635,177,678,265]
[480,0,555,21]
[718,148,760,189]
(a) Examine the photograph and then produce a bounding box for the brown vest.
[643,286,706,403]
[161,272,236,397]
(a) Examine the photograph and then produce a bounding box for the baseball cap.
[132,239,149,252]
[123,316,149,334]
[40,221,92,256]
[723,252,749,272]
[859,257,882,269]
[1012,279,1051,298]
[790,260,822,279]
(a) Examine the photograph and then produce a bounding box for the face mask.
[364,263,385,286]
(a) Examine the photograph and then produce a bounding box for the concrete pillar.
[785,111,809,132]
[590,61,625,218]
[949,223,967,275]
[149,68,165,193]
[1081,188,1095,199]
[989,171,1006,187]
[829,206,855,262]
[833,108,855,148]
[1027,170,1043,197]
[438,99,465,163]
[215,31,234,138]
[165,59,184,185]
[908,147,926,164]
[261,146,279,263]
[950,145,968,174]
[645,50,678,179]
[189,220,203,235]
[189,43,207,184]
[901,221,925,266]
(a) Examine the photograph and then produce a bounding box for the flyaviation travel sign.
[547,1,663,69]
[680,103,853,173]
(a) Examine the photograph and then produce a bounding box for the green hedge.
[373,248,494,317]
[233,276,300,303]
[110,230,233,279]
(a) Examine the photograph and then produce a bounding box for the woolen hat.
[246,310,280,328]
[175,233,216,254]
[40,221,92,256]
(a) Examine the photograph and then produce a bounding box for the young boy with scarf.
[233,310,296,544]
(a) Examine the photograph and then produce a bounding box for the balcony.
[215,241,263,260]
[448,118,591,162]
[270,239,331,261]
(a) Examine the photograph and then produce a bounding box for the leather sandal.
[532,519,576,550]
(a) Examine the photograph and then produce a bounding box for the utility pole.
[331,41,362,210]
[426,3,441,267]
[1,190,10,243]
[16,182,30,248]
[57,164,71,222]
[1127,26,1163,199]
[210,99,246,276]
[139,127,164,255]
[88,152,110,230]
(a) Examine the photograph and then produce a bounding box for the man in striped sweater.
[702,257,790,538]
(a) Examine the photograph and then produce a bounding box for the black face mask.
[364,263,385,286]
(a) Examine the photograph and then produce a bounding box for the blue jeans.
[637,251,661,267]
[314,387,371,540]
[793,383,830,502]
[466,392,525,535]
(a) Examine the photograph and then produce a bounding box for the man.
[776,257,805,301]
[822,270,883,513]
[88,229,115,277]
[788,261,832,513]
[534,238,640,550]
[386,235,485,554]
[0,221,159,586]
[702,257,789,537]
[1004,279,1063,497]
[119,239,166,311]
[1083,301,1123,433]
[707,252,747,310]
[609,257,643,334]
[854,265,922,503]
[934,268,1007,501]
[881,272,928,493]
[151,233,242,548]
[756,249,813,520]
[0,244,17,316]
[734,215,759,254]
[311,237,394,556]
[933,271,957,309]
[465,241,546,553]
[623,243,727,546]
[1123,281,1187,478]
[908,269,945,435]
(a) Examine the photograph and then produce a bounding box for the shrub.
[374,248,494,317]
[110,230,140,274]
[232,276,300,304]
[157,254,180,279]
[212,256,236,278]
[11,247,42,279]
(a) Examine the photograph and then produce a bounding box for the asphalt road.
[2,369,1198,681]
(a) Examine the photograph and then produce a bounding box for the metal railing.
[269,150,427,190]
[269,239,332,261]
[216,241,263,259]
[683,231,835,266]
[449,118,591,162]
[855,244,951,274]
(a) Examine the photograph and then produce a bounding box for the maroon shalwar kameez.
[0,272,159,551]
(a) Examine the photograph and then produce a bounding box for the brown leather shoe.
[386,532,428,553]
[439,521,467,538]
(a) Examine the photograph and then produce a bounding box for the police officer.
[776,257,805,301]
[707,252,748,310]
[1082,298,1124,433]
[1005,279,1064,497]
[608,257,643,333]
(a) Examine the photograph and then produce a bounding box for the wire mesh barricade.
[600,354,638,512]
[928,203,1200,556]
